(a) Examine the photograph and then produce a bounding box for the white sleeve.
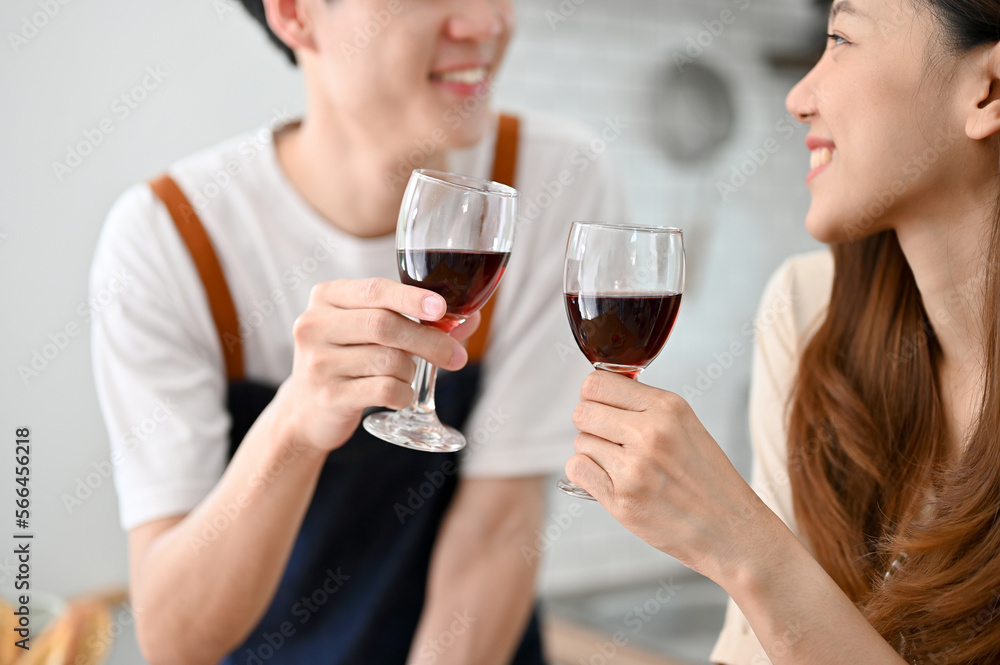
[460,137,632,478]
[710,259,802,665]
[90,184,230,531]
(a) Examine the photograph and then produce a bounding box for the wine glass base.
[557,478,598,501]
[363,411,466,453]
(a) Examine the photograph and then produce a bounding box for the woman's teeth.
[434,67,488,85]
[810,147,835,169]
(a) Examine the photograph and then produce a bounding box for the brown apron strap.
[148,175,245,382]
[467,113,519,363]
[490,113,520,193]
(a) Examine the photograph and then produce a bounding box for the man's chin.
[431,106,492,146]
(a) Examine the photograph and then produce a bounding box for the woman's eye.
[826,33,849,47]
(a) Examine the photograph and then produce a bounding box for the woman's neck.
[274,105,446,239]
[895,199,992,450]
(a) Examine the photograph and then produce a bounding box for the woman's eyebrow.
[830,0,868,21]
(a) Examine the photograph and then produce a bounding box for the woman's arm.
[728,517,906,665]
[567,371,906,665]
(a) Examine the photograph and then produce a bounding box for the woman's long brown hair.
[787,1,1000,663]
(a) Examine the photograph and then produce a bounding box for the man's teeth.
[435,67,488,85]
[810,147,836,169]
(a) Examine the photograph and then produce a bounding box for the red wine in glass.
[565,292,682,378]
[399,249,511,332]
[559,222,685,500]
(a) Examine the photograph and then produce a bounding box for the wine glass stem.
[409,356,438,414]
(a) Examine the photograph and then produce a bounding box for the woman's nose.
[786,65,820,124]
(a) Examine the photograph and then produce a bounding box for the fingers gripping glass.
[559,223,685,500]
[363,170,518,453]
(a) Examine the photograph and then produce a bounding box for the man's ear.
[967,43,1000,140]
[262,0,317,58]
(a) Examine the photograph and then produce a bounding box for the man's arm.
[120,280,478,665]
[407,476,545,665]
[128,400,327,665]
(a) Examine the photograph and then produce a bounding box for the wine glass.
[559,222,685,499]
[363,169,518,453]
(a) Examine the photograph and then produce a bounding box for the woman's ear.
[262,0,318,58]
[967,43,1000,141]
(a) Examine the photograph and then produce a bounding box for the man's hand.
[274,277,480,454]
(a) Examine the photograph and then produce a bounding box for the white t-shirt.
[91,112,630,531]
[710,249,834,665]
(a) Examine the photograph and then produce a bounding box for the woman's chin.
[804,211,841,244]
[804,207,881,245]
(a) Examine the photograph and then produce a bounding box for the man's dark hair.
[239,0,297,66]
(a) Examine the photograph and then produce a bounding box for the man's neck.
[274,113,446,239]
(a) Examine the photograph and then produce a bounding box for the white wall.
[0,0,822,661]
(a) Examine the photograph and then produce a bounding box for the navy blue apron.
[149,114,546,665]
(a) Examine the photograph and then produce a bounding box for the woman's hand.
[273,277,480,455]
[566,370,772,579]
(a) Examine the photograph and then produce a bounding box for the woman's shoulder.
[743,249,833,552]
[749,248,834,442]
[759,248,834,349]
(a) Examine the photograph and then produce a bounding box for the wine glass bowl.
[559,222,685,499]
[398,249,511,331]
[564,292,682,378]
[363,170,518,453]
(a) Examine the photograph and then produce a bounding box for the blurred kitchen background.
[0,0,825,662]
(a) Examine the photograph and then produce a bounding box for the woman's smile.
[806,135,837,183]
